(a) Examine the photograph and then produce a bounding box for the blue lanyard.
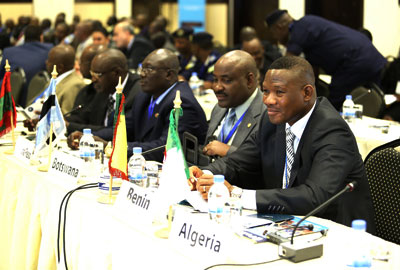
[220,109,248,144]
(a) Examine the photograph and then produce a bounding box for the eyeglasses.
[139,66,169,74]
[90,70,106,79]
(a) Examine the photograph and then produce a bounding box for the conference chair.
[350,83,385,118]
[10,67,26,106]
[364,138,400,244]
[26,70,50,106]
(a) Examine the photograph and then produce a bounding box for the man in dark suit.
[0,25,53,106]
[66,48,141,136]
[203,50,265,159]
[112,21,155,70]
[80,49,208,162]
[191,56,375,233]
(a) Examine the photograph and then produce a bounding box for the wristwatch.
[231,186,243,199]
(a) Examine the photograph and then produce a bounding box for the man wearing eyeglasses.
[67,48,141,142]
[77,49,208,162]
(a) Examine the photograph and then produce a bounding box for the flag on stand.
[0,68,17,137]
[108,92,128,180]
[157,105,191,205]
[34,78,66,154]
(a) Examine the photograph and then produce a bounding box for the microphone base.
[279,241,323,263]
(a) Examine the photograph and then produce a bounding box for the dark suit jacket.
[66,73,141,134]
[206,89,266,155]
[206,97,376,233]
[0,41,53,106]
[126,36,155,70]
[94,81,208,162]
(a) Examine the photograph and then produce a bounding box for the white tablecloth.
[1,149,400,270]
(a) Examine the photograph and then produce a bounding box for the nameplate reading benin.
[14,137,35,162]
[49,151,83,182]
[113,181,155,227]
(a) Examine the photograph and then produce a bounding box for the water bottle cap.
[191,72,198,77]
[213,175,224,183]
[346,95,352,100]
[83,128,92,135]
[133,147,142,154]
[352,219,366,231]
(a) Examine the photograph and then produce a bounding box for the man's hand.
[23,119,39,132]
[67,131,83,150]
[188,166,203,191]
[93,135,108,150]
[196,174,214,200]
[203,140,230,157]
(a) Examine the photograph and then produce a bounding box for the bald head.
[80,44,107,79]
[213,50,258,108]
[140,49,180,97]
[74,20,94,42]
[46,44,75,74]
[90,48,128,94]
[240,26,257,42]
[242,37,265,68]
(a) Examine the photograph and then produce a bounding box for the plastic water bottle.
[346,219,372,268]
[128,147,147,187]
[189,72,201,96]
[79,128,96,179]
[208,175,230,224]
[342,95,356,123]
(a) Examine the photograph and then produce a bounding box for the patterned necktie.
[284,127,295,189]
[221,109,236,141]
[107,95,115,117]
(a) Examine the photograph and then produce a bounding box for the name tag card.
[113,181,155,228]
[14,137,35,163]
[169,208,231,265]
[49,150,83,182]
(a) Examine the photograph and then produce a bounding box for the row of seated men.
[21,41,376,236]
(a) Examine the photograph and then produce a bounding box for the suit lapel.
[275,124,286,183]
[208,107,227,140]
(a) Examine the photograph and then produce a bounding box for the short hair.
[269,56,315,86]
[93,25,108,37]
[24,25,42,42]
[121,23,135,35]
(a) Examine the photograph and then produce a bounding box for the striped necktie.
[284,127,295,189]
[221,109,236,141]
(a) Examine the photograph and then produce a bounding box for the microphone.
[278,181,357,263]
[63,104,83,117]
[352,89,371,103]
[290,181,357,244]
[141,144,166,156]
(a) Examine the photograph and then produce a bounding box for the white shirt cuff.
[241,189,257,210]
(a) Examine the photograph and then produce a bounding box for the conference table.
[1,142,399,270]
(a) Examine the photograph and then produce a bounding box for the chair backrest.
[350,84,385,118]
[10,67,26,105]
[26,70,50,106]
[364,138,400,244]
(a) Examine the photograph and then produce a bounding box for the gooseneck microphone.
[290,181,357,245]
[352,90,371,103]
[141,144,166,156]
[63,104,83,117]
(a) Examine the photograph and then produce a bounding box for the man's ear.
[303,84,314,101]
[247,72,256,89]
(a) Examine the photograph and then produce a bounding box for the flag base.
[38,163,50,172]
[4,148,14,155]
[97,194,117,204]
[154,227,171,239]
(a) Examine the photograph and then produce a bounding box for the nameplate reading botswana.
[49,151,83,182]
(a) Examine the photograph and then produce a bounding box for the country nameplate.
[49,150,83,183]
[169,207,231,265]
[113,181,155,229]
[14,137,35,163]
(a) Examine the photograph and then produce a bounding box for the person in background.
[0,25,53,106]
[66,48,140,134]
[203,50,265,160]
[190,32,221,90]
[242,37,281,87]
[172,26,196,81]
[92,26,110,47]
[265,9,387,110]
[69,49,208,162]
[72,20,94,60]
[191,56,376,233]
[112,20,155,70]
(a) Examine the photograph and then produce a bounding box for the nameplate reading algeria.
[113,181,155,228]
[14,137,35,163]
[169,208,229,264]
[49,150,83,182]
